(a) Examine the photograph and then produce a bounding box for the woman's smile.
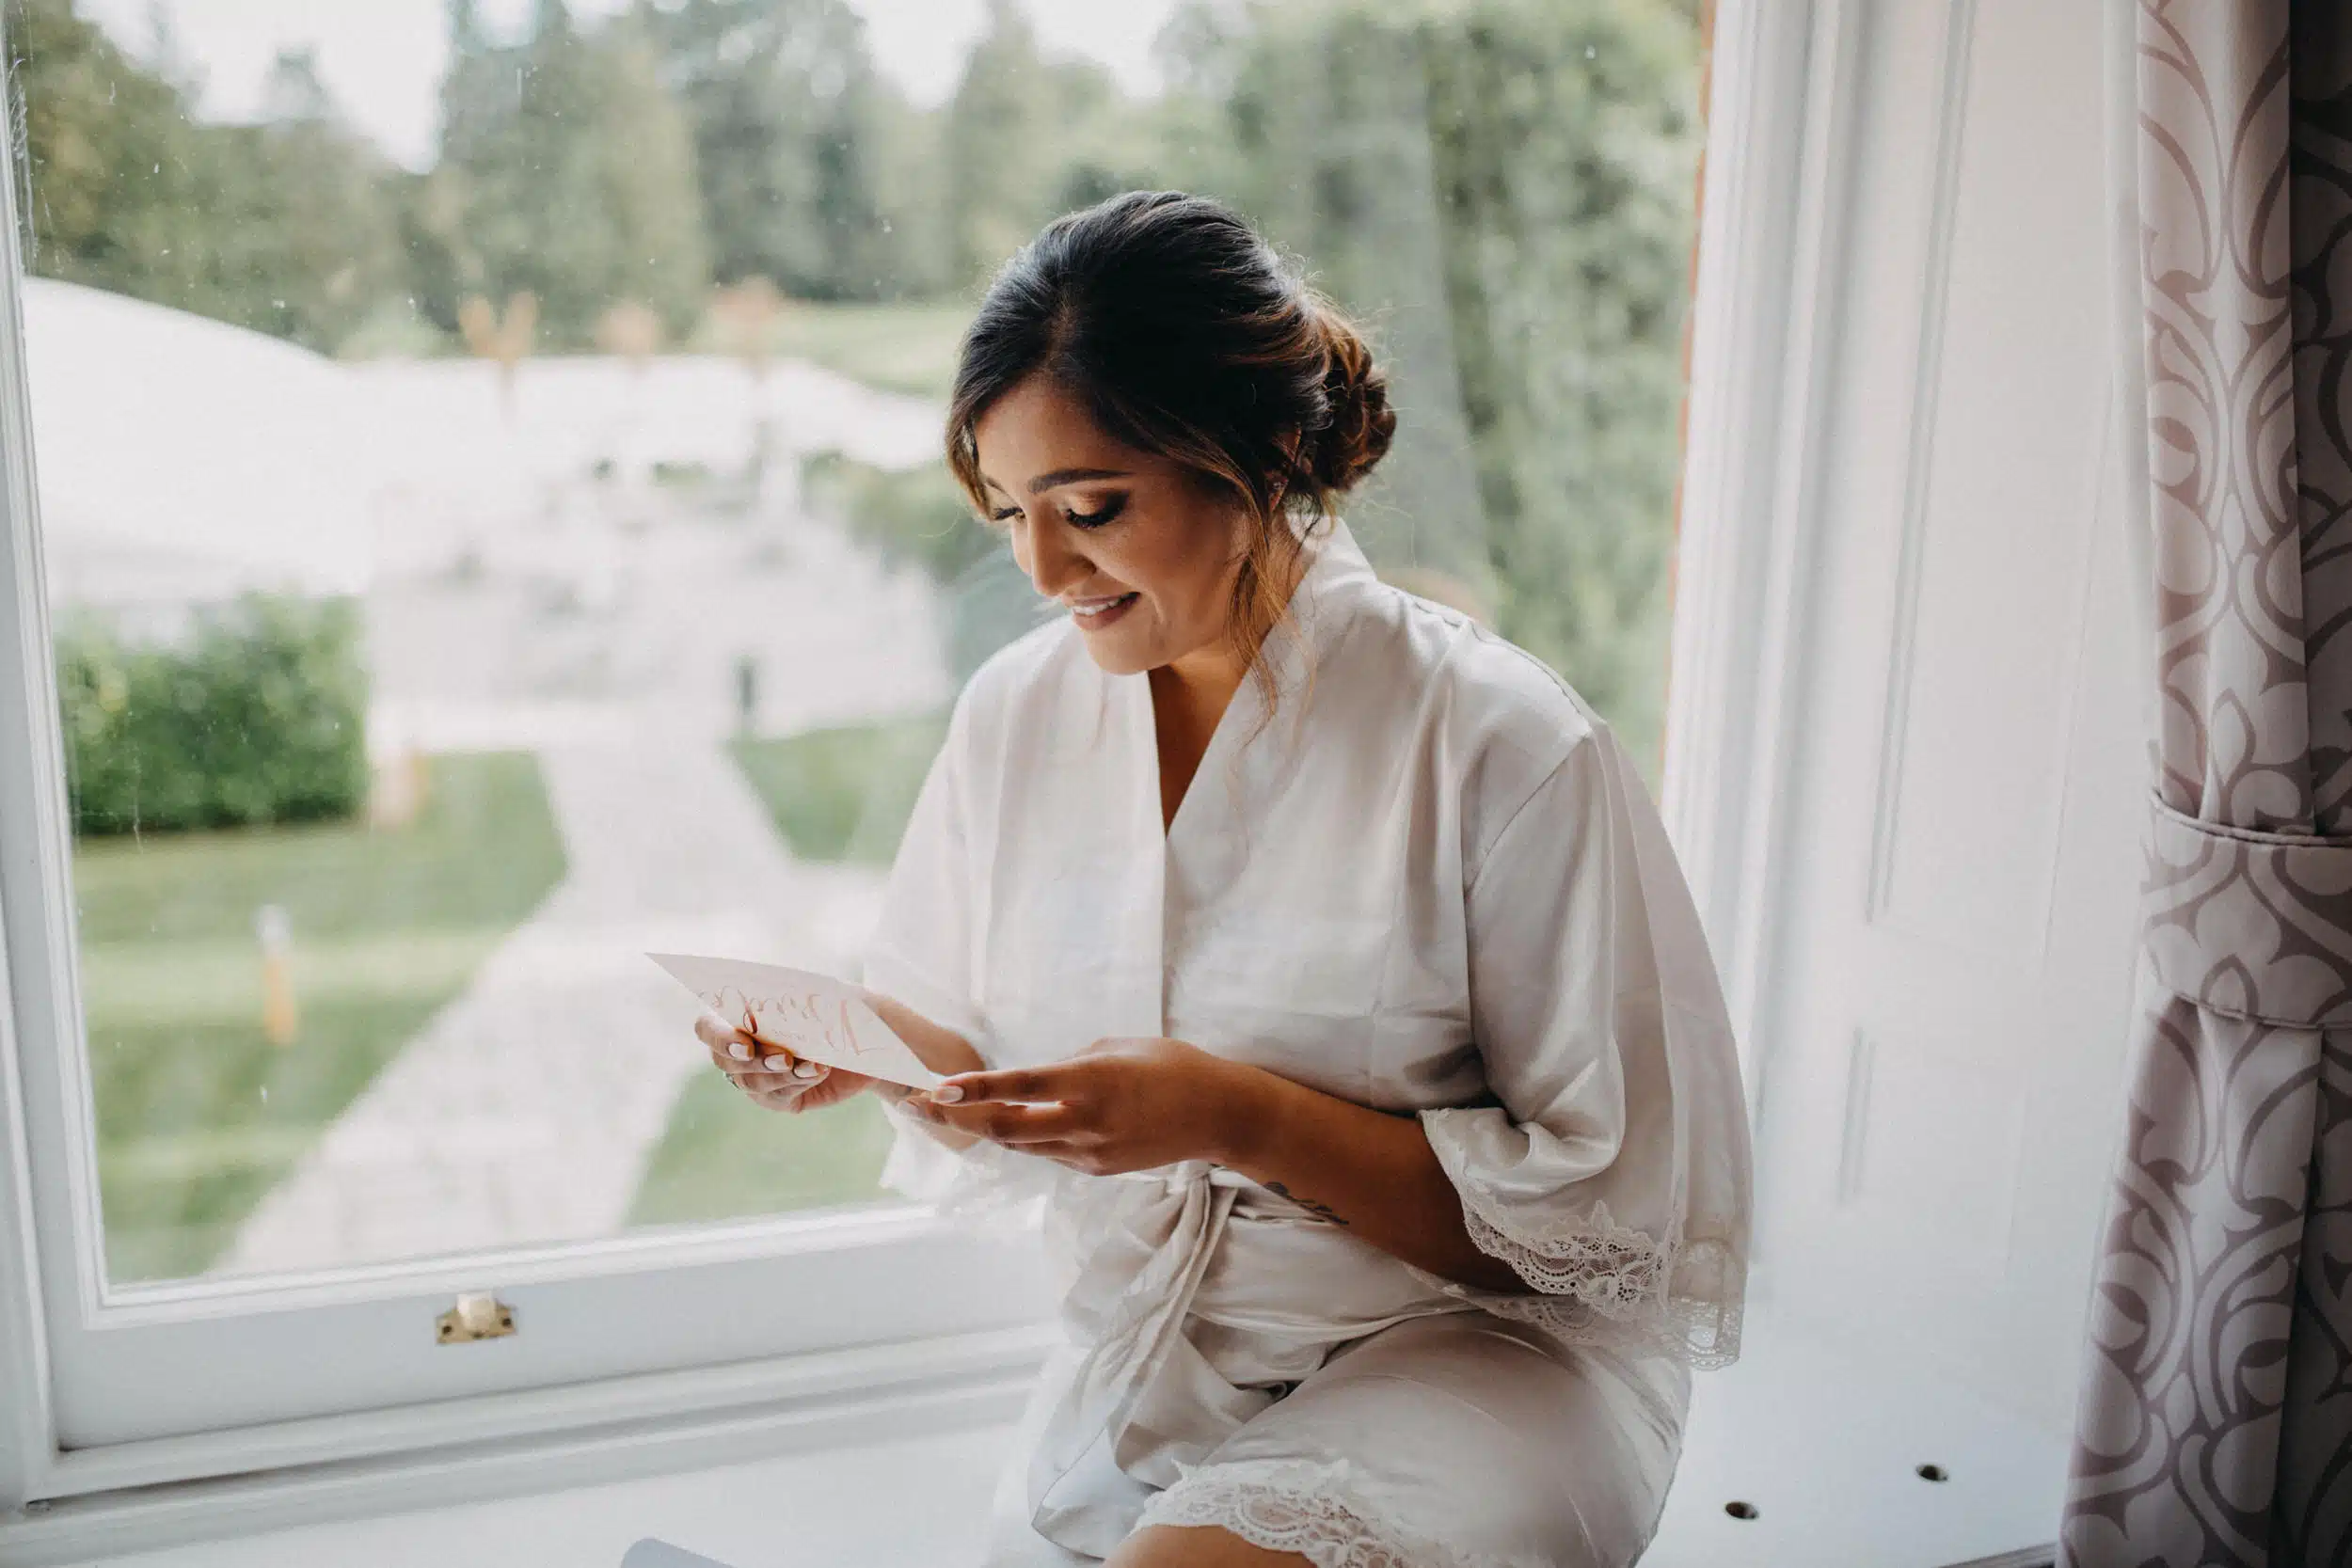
[1067,591,1140,629]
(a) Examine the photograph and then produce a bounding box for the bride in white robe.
[866,509,1747,1567]
[700,191,1751,1567]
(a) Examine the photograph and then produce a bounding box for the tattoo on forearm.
[1265,1180,1348,1226]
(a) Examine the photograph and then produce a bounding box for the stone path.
[220,736,889,1275]
[218,356,953,1277]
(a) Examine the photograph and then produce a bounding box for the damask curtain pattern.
[2063,3,2352,1564]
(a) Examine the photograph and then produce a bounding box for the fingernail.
[933,1084,964,1103]
[729,1042,752,1061]
[762,1054,790,1070]
[792,1063,821,1079]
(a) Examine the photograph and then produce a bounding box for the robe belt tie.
[2140,794,2352,1029]
[1025,1161,1307,1557]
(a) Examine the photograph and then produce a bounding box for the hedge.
[56,594,370,836]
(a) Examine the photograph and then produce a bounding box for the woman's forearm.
[1213,1067,1524,1295]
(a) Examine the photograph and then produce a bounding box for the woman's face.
[971,374,1247,679]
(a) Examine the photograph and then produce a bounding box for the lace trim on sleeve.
[1429,1249,1744,1370]
[1455,1199,1667,1312]
[1421,1113,1744,1369]
[1137,1459,1547,1568]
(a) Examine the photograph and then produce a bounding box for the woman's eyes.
[984,497,1127,531]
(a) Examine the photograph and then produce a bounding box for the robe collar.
[1263,515,1379,705]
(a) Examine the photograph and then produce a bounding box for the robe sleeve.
[861,693,1059,1225]
[1418,721,1753,1367]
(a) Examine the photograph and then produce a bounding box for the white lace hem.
[1137,1459,1545,1568]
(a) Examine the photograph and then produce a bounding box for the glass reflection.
[18,0,1699,1283]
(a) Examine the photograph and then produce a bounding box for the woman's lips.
[1068,592,1140,629]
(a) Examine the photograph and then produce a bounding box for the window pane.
[22,0,1699,1286]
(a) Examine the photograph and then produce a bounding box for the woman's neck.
[1158,638,1247,711]
[1147,542,1311,827]
[1148,655,1235,831]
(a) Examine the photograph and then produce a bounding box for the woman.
[696,190,1752,1568]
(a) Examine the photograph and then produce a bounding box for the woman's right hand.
[696,991,987,1115]
[697,1010,887,1114]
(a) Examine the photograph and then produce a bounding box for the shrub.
[57,594,371,836]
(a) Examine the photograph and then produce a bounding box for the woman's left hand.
[908,1037,1266,1175]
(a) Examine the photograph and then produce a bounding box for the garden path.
[219,736,888,1275]
[220,355,949,1276]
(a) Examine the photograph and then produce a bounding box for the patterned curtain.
[2062,3,2352,1563]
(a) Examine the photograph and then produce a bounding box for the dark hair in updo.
[945,190,1395,690]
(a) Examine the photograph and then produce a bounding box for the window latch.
[435,1291,516,1345]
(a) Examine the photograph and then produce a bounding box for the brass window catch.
[436,1291,516,1344]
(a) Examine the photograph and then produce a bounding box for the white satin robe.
[863,522,1752,1568]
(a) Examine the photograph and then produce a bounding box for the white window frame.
[0,0,1850,1555]
[1661,0,1863,1128]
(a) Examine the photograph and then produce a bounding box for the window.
[0,0,1719,1512]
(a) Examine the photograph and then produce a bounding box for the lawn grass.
[728,712,949,868]
[692,299,971,402]
[72,751,566,1282]
[624,1070,897,1228]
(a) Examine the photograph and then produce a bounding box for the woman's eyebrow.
[1023,467,1131,494]
[975,466,1133,498]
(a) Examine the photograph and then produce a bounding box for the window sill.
[10,1296,2069,1568]
[0,1323,1057,1568]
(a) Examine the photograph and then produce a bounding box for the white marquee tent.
[19,277,378,610]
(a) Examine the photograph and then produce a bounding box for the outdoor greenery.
[1168,0,1703,768]
[15,0,1705,1261]
[426,1,710,342]
[56,595,369,836]
[730,712,951,867]
[74,751,565,1280]
[626,1072,895,1228]
[801,450,1045,683]
[16,0,1699,744]
[686,299,972,401]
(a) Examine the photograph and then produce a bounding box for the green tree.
[11,1,407,354]
[1166,0,1700,768]
[862,83,953,299]
[941,0,1046,289]
[641,0,914,300]
[11,0,202,295]
[940,0,1165,293]
[232,49,407,350]
[434,0,708,347]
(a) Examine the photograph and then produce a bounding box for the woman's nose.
[1021,516,1090,599]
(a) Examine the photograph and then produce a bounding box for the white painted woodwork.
[0,0,2134,1555]
[22,1303,2066,1568]
[1737,0,2141,1432]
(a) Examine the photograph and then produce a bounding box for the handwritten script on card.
[646,953,942,1089]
